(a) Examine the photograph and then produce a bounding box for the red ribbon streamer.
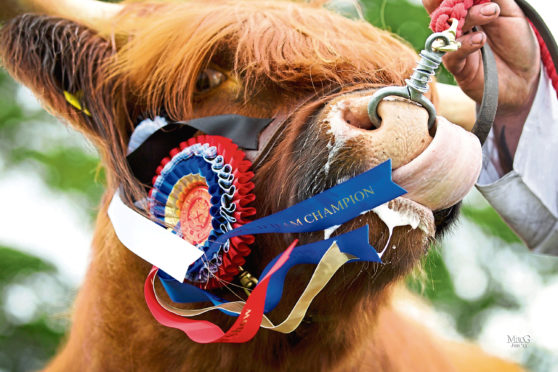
[144,240,298,343]
[530,20,558,98]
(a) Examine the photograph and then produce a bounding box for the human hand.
[423,0,540,115]
[424,0,541,171]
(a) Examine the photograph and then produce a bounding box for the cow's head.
[0,0,481,327]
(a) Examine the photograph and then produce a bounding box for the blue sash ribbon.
[208,159,405,250]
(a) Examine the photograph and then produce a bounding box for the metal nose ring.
[367,19,461,130]
[367,86,438,129]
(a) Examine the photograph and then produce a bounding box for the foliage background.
[0,0,557,371]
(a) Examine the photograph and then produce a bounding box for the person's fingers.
[490,0,525,17]
[423,0,523,18]
[422,0,442,14]
[462,3,500,32]
[442,31,486,81]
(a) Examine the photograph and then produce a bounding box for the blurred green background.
[1,0,557,371]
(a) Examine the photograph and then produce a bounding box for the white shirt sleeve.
[476,67,558,255]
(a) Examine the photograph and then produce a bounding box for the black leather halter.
[126,115,272,186]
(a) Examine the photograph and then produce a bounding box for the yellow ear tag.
[64,90,92,116]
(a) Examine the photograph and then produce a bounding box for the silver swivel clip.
[367,19,461,129]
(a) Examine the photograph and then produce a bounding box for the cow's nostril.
[342,100,379,130]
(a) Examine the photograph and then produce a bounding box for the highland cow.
[0,0,522,371]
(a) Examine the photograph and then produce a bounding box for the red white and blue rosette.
[149,135,256,289]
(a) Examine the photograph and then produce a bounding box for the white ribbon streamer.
[108,190,203,282]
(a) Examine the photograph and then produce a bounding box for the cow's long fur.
[0,1,522,371]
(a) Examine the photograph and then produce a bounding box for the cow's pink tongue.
[392,117,482,211]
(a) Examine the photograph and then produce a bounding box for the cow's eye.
[195,68,226,94]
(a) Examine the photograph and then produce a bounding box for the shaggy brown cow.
[0,0,522,371]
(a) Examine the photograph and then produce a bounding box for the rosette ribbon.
[109,115,408,343]
[143,159,406,343]
[148,135,256,288]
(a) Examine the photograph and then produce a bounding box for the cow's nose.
[339,94,433,136]
[327,92,434,169]
[340,96,379,130]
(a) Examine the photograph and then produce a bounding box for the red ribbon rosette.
[149,135,256,288]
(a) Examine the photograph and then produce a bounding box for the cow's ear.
[0,14,130,176]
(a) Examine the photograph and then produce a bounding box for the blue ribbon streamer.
[159,225,380,314]
[157,160,405,315]
[208,159,405,251]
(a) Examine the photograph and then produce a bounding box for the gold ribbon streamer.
[153,242,356,334]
